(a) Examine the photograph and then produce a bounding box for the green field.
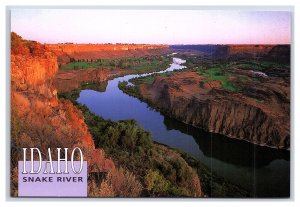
[60,56,172,73]
[198,67,239,92]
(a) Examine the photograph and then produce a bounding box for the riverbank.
[58,79,251,198]
[115,57,290,197]
[59,88,202,197]
[119,60,290,149]
[55,56,172,92]
[59,57,289,197]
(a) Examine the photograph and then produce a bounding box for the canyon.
[10,32,202,197]
[136,70,290,149]
[46,43,170,65]
[121,44,290,150]
[10,31,290,197]
[11,33,117,195]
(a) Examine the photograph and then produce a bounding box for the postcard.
[10,8,291,198]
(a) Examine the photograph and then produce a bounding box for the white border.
[1,1,298,207]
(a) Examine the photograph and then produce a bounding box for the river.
[77,57,290,197]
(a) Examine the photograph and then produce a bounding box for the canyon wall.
[46,43,170,64]
[171,44,289,61]
[139,72,290,149]
[228,45,274,56]
[11,33,201,197]
[11,32,116,196]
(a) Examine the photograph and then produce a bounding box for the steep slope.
[10,33,202,197]
[46,43,170,65]
[10,32,129,196]
[171,44,280,60]
[132,70,290,149]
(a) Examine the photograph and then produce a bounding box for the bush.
[59,89,202,198]
[110,168,142,197]
[145,169,170,196]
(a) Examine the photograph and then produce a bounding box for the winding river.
[77,57,290,197]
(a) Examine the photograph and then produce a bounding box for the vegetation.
[117,81,149,106]
[88,167,142,197]
[177,150,250,197]
[118,81,140,100]
[226,60,290,71]
[11,32,42,56]
[59,81,251,197]
[60,56,172,74]
[197,66,239,92]
[59,87,201,197]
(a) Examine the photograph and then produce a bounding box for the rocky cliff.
[171,44,277,60]
[10,33,202,197]
[46,43,170,65]
[10,32,116,196]
[138,71,290,149]
[213,45,275,60]
[264,45,291,64]
[54,68,111,92]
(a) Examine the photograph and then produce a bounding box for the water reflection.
[163,116,290,167]
[77,57,290,197]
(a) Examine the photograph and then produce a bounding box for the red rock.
[11,32,115,177]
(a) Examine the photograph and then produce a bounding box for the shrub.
[103,168,142,197]
[145,169,170,195]
[88,179,115,197]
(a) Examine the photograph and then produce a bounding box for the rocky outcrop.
[10,33,116,196]
[171,44,278,60]
[46,44,170,65]
[264,45,291,64]
[54,68,111,92]
[213,45,275,60]
[138,71,290,149]
[11,33,202,197]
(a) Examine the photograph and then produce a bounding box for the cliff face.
[54,68,111,92]
[47,44,168,53]
[139,71,290,149]
[46,43,170,65]
[171,44,275,59]
[11,33,115,196]
[228,45,274,56]
[11,33,201,197]
[212,45,275,60]
[264,45,291,64]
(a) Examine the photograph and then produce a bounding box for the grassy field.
[198,67,239,92]
[60,56,172,73]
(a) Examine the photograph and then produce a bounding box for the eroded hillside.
[10,32,202,197]
[10,32,143,197]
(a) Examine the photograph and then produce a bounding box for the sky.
[11,9,291,44]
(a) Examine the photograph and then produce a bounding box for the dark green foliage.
[118,81,140,97]
[58,88,200,197]
[62,56,172,73]
[59,80,250,197]
[59,87,153,154]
